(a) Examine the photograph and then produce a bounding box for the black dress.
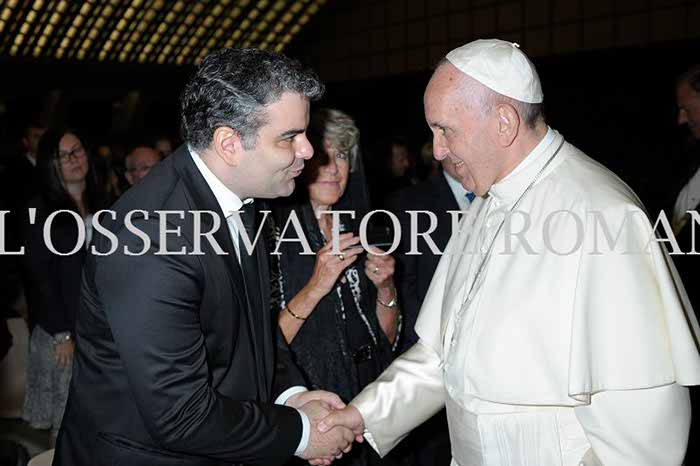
[270,202,401,466]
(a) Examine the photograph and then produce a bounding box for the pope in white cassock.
[315,39,700,466]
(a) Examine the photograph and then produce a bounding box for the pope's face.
[237,92,314,199]
[424,64,498,196]
[677,81,700,141]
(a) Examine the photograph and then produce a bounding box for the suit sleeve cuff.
[294,408,311,456]
[275,385,308,406]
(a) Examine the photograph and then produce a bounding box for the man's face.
[677,81,700,140]
[23,126,45,156]
[424,64,496,196]
[237,92,313,199]
[390,144,411,177]
[125,147,161,185]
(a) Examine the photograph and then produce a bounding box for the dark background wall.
[1,0,698,213]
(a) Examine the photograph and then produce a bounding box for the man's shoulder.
[113,150,189,214]
[388,174,448,209]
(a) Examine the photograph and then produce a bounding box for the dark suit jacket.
[54,146,305,466]
[22,199,86,335]
[386,172,461,352]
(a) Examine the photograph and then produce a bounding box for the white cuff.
[274,386,310,456]
[294,408,311,456]
[274,386,308,406]
[363,430,380,454]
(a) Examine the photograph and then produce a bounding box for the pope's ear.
[212,126,245,166]
[495,104,520,147]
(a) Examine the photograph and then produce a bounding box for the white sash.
[445,396,599,466]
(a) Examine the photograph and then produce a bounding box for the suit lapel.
[173,146,268,400]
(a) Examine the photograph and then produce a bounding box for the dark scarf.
[273,202,393,402]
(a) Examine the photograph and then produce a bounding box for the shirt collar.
[188,145,251,218]
[443,168,469,198]
[488,126,562,202]
[25,152,36,167]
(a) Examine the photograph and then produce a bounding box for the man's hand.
[287,390,346,411]
[318,406,365,443]
[299,401,355,464]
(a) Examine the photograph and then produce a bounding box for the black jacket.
[22,198,85,335]
[54,145,306,466]
[386,172,460,352]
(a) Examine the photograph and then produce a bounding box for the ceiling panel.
[0,0,329,65]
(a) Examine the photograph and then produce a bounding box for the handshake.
[286,390,367,465]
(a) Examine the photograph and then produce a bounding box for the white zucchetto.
[446,39,544,104]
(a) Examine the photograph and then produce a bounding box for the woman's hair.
[308,108,361,172]
[35,128,106,215]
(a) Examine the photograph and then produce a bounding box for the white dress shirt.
[672,165,700,234]
[189,147,310,455]
[443,170,473,212]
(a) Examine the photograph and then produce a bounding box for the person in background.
[7,118,46,204]
[272,108,401,466]
[124,145,161,186]
[416,142,440,180]
[667,64,700,464]
[21,128,106,446]
[384,155,474,466]
[153,133,176,157]
[384,137,416,195]
[93,140,122,201]
[671,64,700,238]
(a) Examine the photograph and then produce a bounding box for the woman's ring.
[338,253,345,261]
[373,266,379,274]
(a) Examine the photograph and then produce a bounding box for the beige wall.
[294,0,699,82]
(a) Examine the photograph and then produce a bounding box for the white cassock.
[351,128,700,466]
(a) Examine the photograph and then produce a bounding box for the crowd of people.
[0,40,698,466]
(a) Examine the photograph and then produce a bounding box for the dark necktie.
[238,203,266,383]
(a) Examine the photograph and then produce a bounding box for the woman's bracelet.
[377,288,398,309]
[285,304,307,321]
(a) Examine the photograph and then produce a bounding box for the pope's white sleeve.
[349,340,446,457]
[574,383,690,466]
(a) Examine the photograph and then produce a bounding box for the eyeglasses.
[57,146,86,164]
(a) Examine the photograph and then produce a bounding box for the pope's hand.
[318,406,365,443]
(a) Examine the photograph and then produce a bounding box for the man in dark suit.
[54,49,355,466]
[669,64,700,465]
[387,157,473,351]
[386,156,474,466]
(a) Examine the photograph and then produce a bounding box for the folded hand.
[299,401,355,465]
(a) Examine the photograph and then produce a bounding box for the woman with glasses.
[21,129,107,445]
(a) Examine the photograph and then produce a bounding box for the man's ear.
[495,104,520,147]
[212,126,244,166]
